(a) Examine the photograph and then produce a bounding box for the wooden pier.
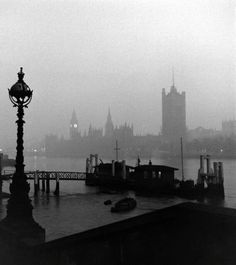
[1,171,87,196]
[2,170,86,180]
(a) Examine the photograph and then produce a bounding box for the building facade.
[162,83,186,144]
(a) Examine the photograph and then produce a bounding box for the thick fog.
[0,0,235,150]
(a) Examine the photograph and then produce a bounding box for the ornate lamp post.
[0,68,45,244]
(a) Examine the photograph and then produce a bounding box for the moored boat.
[104,199,112,205]
[85,153,224,200]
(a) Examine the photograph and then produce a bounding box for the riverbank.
[1,202,236,265]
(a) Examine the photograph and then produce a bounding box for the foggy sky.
[0,0,235,150]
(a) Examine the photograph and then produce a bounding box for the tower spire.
[170,67,177,92]
[172,67,175,87]
[108,107,111,120]
[105,107,114,137]
[71,109,78,124]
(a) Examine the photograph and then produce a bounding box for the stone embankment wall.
[2,202,236,265]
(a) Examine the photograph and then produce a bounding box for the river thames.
[1,156,236,241]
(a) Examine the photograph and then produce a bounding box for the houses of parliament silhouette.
[69,108,134,143]
[44,77,187,159]
[45,108,143,159]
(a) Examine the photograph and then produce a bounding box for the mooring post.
[213,162,218,184]
[206,155,211,175]
[0,153,2,196]
[122,160,126,180]
[112,160,115,177]
[89,154,94,173]
[34,171,38,196]
[218,162,224,184]
[42,172,46,192]
[54,173,59,196]
[199,155,204,173]
[46,172,50,194]
[86,158,89,174]
[95,154,98,167]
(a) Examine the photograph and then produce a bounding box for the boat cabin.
[133,164,178,192]
[95,160,134,186]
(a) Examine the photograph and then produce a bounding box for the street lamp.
[0,68,45,244]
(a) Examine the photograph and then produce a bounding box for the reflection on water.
[1,156,236,241]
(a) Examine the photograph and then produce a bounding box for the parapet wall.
[2,202,236,265]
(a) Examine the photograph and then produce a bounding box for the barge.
[85,154,224,199]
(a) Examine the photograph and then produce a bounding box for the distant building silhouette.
[187,127,220,141]
[40,84,236,158]
[222,120,236,137]
[104,108,114,138]
[162,78,186,145]
[87,124,103,139]
[44,107,161,159]
[114,123,134,142]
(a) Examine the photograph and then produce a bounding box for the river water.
[0,156,236,241]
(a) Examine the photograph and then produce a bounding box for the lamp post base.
[0,172,45,245]
[0,216,45,246]
[0,217,45,265]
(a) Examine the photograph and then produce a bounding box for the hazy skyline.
[0,0,235,149]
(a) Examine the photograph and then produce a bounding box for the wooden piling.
[34,172,38,196]
[54,173,59,196]
[37,171,40,191]
[46,173,50,194]
[42,173,45,192]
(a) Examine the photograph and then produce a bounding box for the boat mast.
[114,140,120,161]
[181,137,184,181]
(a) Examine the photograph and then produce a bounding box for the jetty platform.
[1,202,236,264]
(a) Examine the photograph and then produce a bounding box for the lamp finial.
[18,67,24,81]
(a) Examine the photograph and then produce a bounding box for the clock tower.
[70,110,79,140]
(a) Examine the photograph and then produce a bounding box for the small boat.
[111,197,137,213]
[104,199,112,205]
